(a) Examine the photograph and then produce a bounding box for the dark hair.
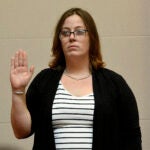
[49,7,105,70]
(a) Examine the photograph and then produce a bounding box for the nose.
[69,32,76,39]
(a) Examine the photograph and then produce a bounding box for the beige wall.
[0,0,149,149]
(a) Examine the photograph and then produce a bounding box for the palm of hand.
[11,67,32,90]
[10,50,34,90]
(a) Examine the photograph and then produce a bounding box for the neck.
[65,56,91,75]
[65,65,90,75]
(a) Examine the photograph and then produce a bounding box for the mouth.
[68,45,78,49]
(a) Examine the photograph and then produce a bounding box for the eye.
[61,30,70,37]
[75,29,86,36]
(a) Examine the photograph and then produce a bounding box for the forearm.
[11,93,32,139]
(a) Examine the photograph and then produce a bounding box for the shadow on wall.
[0,146,21,150]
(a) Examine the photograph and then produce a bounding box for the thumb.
[29,65,35,76]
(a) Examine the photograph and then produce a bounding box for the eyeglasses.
[59,29,88,40]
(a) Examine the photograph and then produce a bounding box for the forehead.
[62,14,85,29]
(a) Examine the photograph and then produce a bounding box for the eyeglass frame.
[59,29,88,40]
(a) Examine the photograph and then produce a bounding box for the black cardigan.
[26,67,142,150]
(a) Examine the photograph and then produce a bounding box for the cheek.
[61,41,67,51]
[83,38,90,50]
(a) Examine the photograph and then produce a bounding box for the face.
[60,14,90,59]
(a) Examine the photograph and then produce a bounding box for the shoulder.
[34,67,63,81]
[29,68,63,90]
[94,67,124,81]
[93,67,131,91]
[36,67,60,76]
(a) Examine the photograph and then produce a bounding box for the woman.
[10,8,142,150]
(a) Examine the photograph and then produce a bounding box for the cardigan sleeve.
[113,74,142,150]
[26,69,49,136]
[26,68,62,137]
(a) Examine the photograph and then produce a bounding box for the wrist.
[12,88,25,95]
[13,90,25,95]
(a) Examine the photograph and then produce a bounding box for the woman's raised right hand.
[10,50,34,91]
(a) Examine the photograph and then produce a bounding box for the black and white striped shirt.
[52,82,95,150]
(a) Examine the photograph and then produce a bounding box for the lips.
[68,45,78,49]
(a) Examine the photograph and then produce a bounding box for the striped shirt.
[52,81,95,150]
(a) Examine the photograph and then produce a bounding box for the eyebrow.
[61,26,86,30]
